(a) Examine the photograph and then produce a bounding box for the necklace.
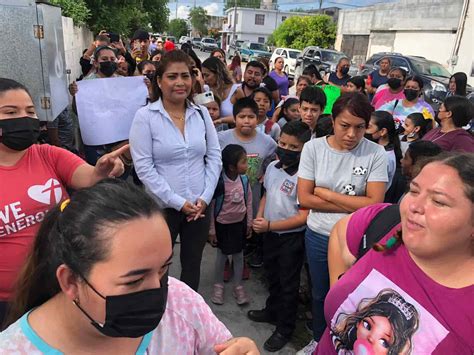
[168,111,185,121]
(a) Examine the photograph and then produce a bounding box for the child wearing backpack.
[209,144,253,306]
[247,121,311,352]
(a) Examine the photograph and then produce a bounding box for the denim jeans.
[305,228,330,341]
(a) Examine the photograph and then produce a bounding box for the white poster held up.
[76,76,148,145]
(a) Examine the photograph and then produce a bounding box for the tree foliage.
[83,0,169,37]
[224,0,260,11]
[272,15,336,50]
[189,7,208,36]
[49,0,91,26]
[168,19,189,39]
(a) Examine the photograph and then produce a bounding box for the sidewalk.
[169,242,312,354]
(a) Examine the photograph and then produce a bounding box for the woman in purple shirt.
[320,153,474,354]
[422,95,474,152]
[269,57,289,99]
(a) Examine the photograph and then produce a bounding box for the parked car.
[269,48,301,77]
[179,36,191,44]
[359,52,471,108]
[200,37,218,52]
[191,37,202,48]
[294,47,351,81]
[227,39,245,59]
[239,42,272,62]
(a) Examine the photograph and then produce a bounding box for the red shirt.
[0,144,85,300]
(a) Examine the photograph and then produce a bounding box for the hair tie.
[60,199,70,212]
[422,108,433,120]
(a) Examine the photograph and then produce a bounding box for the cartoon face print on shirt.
[353,166,368,176]
[342,184,356,196]
[280,179,295,196]
[330,270,448,355]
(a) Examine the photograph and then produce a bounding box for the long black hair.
[0,78,31,98]
[450,72,467,96]
[371,110,403,165]
[5,179,163,327]
[404,112,433,139]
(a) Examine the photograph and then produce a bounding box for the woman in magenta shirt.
[319,153,474,354]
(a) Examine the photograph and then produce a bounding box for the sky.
[167,0,397,20]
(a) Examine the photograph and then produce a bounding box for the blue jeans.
[305,228,330,341]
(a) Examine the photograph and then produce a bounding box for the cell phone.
[108,32,120,43]
[194,91,215,105]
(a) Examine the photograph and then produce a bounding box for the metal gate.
[341,35,369,65]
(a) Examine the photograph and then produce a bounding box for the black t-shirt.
[328,72,351,87]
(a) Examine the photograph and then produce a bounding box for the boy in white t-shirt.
[247,121,311,352]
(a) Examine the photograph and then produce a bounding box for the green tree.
[272,15,336,50]
[224,0,260,10]
[49,0,91,26]
[189,7,208,36]
[168,19,189,39]
[83,0,169,37]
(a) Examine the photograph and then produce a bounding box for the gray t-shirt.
[298,136,388,235]
[218,129,277,218]
[264,161,305,234]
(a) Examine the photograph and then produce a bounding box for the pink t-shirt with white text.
[315,204,474,354]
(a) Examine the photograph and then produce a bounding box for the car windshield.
[320,51,344,62]
[289,50,300,59]
[250,43,267,51]
[410,58,451,78]
[204,39,215,43]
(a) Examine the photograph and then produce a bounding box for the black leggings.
[164,208,211,292]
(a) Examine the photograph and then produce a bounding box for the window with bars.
[281,16,287,21]
[255,14,265,25]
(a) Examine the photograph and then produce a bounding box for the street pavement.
[169,242,312,354]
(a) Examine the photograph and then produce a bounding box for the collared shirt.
[130,99,222,211]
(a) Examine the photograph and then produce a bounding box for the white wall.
[393,31,457,66]
[61,16,93,82]
[451,0,473,85]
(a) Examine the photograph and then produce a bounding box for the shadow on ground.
[170,242,312,354]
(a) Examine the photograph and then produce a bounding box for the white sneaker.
[296,339,318,355]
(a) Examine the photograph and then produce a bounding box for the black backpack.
[356,204,401,261]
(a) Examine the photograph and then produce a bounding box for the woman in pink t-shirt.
[0,180,259,354]
[0,78,127,324]
[371,67,407,109]
[317,153,474,354]
[316,154,474,355]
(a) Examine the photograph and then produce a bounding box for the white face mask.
[407,130,417,139]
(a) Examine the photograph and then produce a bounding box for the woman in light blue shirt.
[130,50,222,291]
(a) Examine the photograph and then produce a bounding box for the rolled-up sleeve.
[130,109,186,211]
[199,106,222,205]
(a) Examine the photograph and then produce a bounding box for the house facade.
[221,7,310,48]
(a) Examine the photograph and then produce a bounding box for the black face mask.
[404,89,419,101]
[74,274,168,338]
[364,133,379,143]
[276,146,301,167]
[340,66,350,75]
[152,60,160,67]
[99,61,118,77]
[0,117,40,151]
[387,78,402,90]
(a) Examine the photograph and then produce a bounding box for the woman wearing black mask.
[327,57,351,88]
[372,67,407,109]
[379,75,434,129]
[137,60,157,98]
[0,78,127,325]
[0,180,259,354]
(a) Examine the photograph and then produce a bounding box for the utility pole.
[175,0,178,19]
[232,0,237,41]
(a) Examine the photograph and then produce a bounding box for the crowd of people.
[0,28,473,355]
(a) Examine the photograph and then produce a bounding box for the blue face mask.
[74,274,168,338]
